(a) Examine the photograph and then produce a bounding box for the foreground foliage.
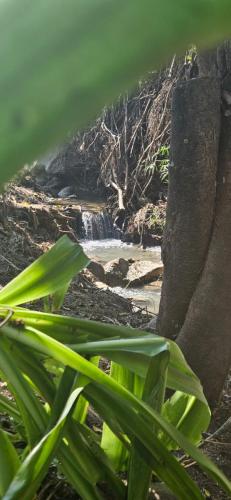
[1,1,231,185]
[0,236,230,499]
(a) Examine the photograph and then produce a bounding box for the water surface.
[82,239,162,314]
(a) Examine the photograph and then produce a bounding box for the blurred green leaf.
[0,0,231,184]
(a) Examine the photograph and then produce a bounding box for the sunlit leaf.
[0,429,20,497]
[0,236,89,306]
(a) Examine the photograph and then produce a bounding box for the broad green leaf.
[3,388,83,500]
[0,343,118,498]
[0,429,20,497]
[6,307,145,342]
[0,1,231,184]
[162,393,211,450]
[0,236,89,306]
[101,363,134,471]
[71,356,100,425]
[68,336,208,407]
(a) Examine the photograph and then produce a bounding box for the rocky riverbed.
[0,185,162,327]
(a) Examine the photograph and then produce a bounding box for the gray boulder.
[126,260,163,287]
[104,258,129,287]
[57,186,77,198]
[88,260,105,282]
[142,316,158,332]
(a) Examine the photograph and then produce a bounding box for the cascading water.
[81,207,162,315]
[82,210,120,240]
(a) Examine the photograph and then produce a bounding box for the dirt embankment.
[0,185,151,328]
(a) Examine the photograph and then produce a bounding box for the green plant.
[0,236,230,499]
[145,145,170,184]
[147,205,166,234]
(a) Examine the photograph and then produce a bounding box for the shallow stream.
[82,239,162,315]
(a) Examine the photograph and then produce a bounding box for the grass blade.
[128,350,169,500]
[0,429,20,497]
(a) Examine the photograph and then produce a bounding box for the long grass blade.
[128,350,169,500]
[0,429,20,497]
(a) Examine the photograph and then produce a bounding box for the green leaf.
[161,393,211,450]
[0,394,20,423]
[101,363,134,470]
[0,337,47,446]
[68,335,209,408]
[59,445,104,500]
[128,350,169,500]
[51,282,71,313]
[0,429,20,497]
[3,388,83,500]
[8,344,56,404]
[0,236,89,306]
[0,0,231,184]
[86,384,203,499]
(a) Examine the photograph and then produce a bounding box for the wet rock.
[88,260,105,282]
[104,258,129,287]
[57,186,77,198]
[126,260,163,287]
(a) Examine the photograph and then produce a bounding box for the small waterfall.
[82,211,120,240]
